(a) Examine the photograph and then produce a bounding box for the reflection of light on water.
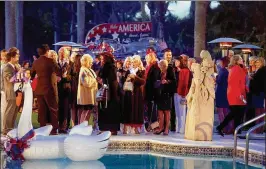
[1,153,262,169]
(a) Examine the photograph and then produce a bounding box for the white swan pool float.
[5,82,111,161]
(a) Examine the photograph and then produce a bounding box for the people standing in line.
[57,47,73,133]
[153,59,176,135]
[98,52,121,135]
[144,48,161,131]
[215,57,233,134]
[70,54,82,126]
[249,57,266,133]
[185,50,215,141]
[1,49,8,132]
[122,55,146,134]
[216,55,247,136]
[77,54,98,124]
[31,44,60,135]
[163,49,176,132]
[174,55,192,134]
[2,47,20,135]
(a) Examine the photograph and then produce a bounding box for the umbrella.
[233,44,262,50]
[53,41,79,46]
[208,37,243,44]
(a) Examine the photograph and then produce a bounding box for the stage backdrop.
[85,22,152,44]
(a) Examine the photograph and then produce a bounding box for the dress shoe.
[216,126,224,137]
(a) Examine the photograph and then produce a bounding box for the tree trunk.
[70,3,75,42]
[148,2,157,38]
[5,1,17,49]
[16,1,24,60]
[0,2,5,49]
[53,3,60,52]
[194,1,208,57]
[77,1,85,44]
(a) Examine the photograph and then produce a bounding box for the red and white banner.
[85,22,152,44]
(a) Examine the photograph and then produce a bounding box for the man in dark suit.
[31,44,61,135]
[2,47,20,135]
[163,49,176,132]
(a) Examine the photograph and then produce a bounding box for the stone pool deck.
[108,132,265,166]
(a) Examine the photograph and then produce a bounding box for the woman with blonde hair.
[57,47,73,133]
[122,55,146,134]
[144,50,160,130]
[217,55,247,136]
[249,57,265,133]
[77,54,98,124]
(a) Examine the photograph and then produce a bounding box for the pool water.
[2,154,263,169]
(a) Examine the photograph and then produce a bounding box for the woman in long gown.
[185,50,215,141]
[98,52,121,135]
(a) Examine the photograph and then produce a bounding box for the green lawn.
[16,112,94,129]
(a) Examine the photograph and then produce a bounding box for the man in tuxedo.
[31,44,61,135]
[2,47,20,135]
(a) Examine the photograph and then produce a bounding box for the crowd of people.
[0,45,265,140]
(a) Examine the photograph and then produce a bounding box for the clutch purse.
[180,97,187,105]
[123,81,134,91]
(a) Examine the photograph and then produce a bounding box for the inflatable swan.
[5,81,111,161]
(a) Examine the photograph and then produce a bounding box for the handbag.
[15,83,24,107]
[96,79,110,108]
[123,81,134,91]
[180,97,187,105]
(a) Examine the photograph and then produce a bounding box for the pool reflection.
[1,153,261,169]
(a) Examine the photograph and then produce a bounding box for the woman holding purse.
[77,54,98,124]
[122,55,146,134]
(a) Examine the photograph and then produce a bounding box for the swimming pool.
[1,153,264,169]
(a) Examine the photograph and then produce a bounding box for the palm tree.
[77,1,85,43]
[16,1,24,59]
[194,1,208,57]
[5,1,17,49]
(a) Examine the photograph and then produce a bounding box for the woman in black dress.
[98,52,121,135]
[154,59,176,135]
[70,54,82,126]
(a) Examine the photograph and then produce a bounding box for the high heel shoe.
[216,126,224,137]
[153,129,164,135]
[163,130,169,135]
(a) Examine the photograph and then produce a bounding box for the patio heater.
[208,38,243,58]
[233,44,262,67]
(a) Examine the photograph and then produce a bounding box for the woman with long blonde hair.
[217,55,247,136]
[122,55,146,134]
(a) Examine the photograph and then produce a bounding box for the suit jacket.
[2,63,16,100]
[31,56,61,95]
[57,60,74,96]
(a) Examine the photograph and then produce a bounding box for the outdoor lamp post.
[219,42,233,57]
[233,44,262,67]
[208,38,243,58]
